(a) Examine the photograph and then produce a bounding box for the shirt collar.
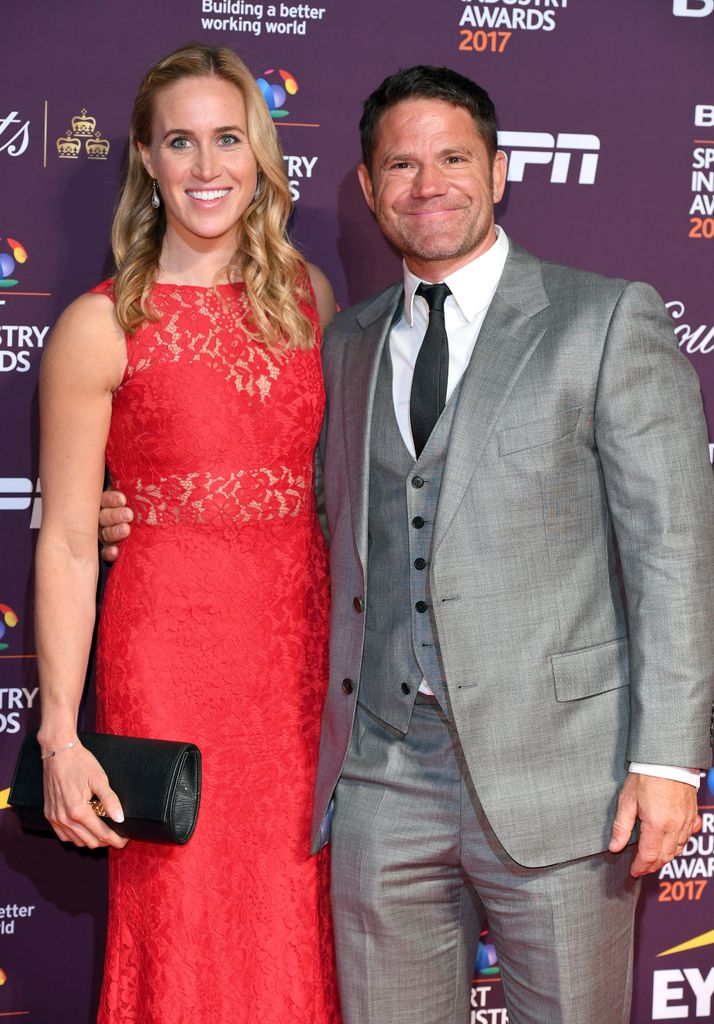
[402,226,510,326]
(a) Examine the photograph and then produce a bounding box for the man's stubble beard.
[375,195,495,269]
[390,220,492,266]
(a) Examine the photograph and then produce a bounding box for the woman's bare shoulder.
[306,262,337,331]
[44,290,126,389]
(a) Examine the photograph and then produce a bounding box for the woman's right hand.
[42,741,129,849]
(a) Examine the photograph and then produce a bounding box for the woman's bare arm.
[36,292,129,848]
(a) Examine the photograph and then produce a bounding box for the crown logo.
[56,107,110,163]
[56,133,82,158]
[71,108,96,136]
[86,132,110,159]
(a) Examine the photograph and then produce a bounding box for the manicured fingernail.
[112,811,125,823]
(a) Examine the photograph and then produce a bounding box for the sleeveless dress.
[91,280,340,1024]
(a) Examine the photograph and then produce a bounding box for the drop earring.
[151,179,161,209]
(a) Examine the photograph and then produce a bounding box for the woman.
[35,43,340,1023]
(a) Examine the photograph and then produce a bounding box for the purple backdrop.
[1,1,713,1020]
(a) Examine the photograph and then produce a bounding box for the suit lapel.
[433,244,551,555]
[341,284,403,570]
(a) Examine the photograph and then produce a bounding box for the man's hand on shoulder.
[99,489,133,562]
[609,772,699,877]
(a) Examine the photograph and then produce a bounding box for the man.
[101,67,714,1024]
[310,66,714,1024]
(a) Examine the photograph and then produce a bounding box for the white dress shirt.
[391,226,509,457]
[389,228,699,789]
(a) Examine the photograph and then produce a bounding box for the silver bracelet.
[40,740,78,761]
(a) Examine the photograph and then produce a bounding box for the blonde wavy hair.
[111,43,314,349]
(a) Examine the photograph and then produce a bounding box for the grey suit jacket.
[311,241,714,867]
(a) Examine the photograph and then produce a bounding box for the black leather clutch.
[9,729,201,845]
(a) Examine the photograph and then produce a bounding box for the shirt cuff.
[629,762,701,789]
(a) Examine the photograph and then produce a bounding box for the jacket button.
[401,682,411,695]
[415,601,428,613]
[353,596,364,612]
[414,557,426,570]
[412,516,425,529]
[341,678,354,695]
[411,476,424,488]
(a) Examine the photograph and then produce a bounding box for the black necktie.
[410,282,451,458]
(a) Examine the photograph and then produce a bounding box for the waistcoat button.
[341,678,354,695]
[353,596,364,612]
[414,557,426,570]
[401,682,411,695]
[415,601,428,613]
[411,476,424,488]
[412,516,425,529]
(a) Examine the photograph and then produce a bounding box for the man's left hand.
[609,773,699,877]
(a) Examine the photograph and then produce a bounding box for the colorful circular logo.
[256,69,298,119]
[475,939,499,976]
[0,237,28,289]
[0,604,18,651]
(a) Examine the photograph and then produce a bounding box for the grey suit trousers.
[331,700,641,1024]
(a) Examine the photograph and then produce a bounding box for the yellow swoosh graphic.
[0,789,10,811]
[658,930,714,957]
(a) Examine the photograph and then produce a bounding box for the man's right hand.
[99,488,133,562]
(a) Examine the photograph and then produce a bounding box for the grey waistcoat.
[357,341,464,733]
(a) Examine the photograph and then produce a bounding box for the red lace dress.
[91,280,340,1024]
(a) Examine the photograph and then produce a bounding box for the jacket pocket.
[497,407,582,457]
[550,636,629,702]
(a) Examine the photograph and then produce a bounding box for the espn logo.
[0,478,41,527]
[497,132,600,185]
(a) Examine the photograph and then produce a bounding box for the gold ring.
[89,797,106,818]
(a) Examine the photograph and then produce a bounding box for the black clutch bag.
[9,729,202,845]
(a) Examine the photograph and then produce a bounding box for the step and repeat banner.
[1,1,713,1021]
